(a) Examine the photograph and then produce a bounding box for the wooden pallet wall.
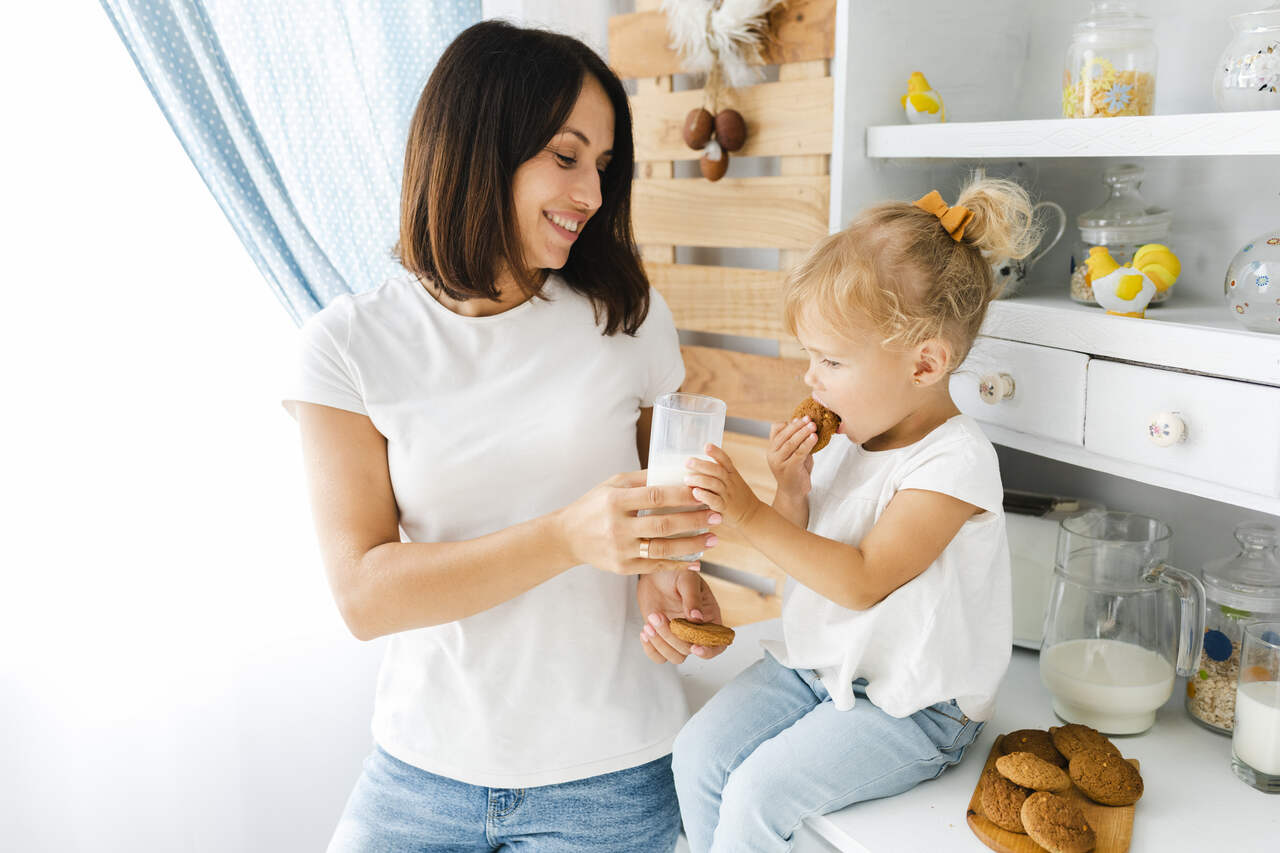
[610,0,837,626]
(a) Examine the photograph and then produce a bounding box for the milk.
[1040,638,1176,734]
[642,453,709,561]
[1234,680,1280,776]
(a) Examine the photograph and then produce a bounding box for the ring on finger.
[639,538,651,559]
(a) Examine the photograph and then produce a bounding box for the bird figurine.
[901,72,945,123]
[1084,244,1181,318]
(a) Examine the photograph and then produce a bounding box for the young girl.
[666,178,1041,852]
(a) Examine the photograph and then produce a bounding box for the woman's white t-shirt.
[284,274,689,788]
[762,415,1012,721]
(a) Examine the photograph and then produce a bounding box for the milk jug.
[1040,510,1206,734]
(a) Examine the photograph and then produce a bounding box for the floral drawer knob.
[978,373,1016,405]
[1148,411,1187,447]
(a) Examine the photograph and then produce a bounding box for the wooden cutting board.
[967,734,1138,853]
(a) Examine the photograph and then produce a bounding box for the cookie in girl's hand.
[790,397,841,452]
[669,618,736,647]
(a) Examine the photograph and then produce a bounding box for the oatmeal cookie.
[996,751,1072,793]
[669,618,735,647]
[1000,729,1067,767]
[789,397,841,453]
[1020,792,1097,853]
[979,767,1031,833]
[1049,723,1122,760]
[1069,747,1144,806]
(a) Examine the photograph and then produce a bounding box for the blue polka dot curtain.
[99,0,481,324]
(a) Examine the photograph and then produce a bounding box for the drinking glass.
[643,393,726,562]
[1232,621,1280,793]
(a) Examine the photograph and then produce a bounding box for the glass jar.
[1186,523,1280,735]
[1063,2,1158,118]
[1224,227,1280,333]
[1068,164,1174,305]
[1214,2,1280,112]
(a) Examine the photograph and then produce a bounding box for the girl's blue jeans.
[672,651,984,853]
[326,746,679,852]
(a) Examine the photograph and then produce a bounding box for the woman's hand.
[637,569,726,663]
[768,417,817,503]
[555,470,722,575]
[683,445,764,529]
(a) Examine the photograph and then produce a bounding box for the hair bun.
[954,176,1043,262]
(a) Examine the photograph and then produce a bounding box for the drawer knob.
[1147,411,1187,447]
[978,372,1016,405]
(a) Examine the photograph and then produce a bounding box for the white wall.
[1,5,384,851]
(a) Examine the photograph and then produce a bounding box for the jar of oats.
[1063,2,1157,118]
[1187,522,1280,735]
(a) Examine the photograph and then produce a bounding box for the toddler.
[669,178,1042,852]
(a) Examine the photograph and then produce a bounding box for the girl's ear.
[912,338,953,387]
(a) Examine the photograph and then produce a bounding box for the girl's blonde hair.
[782,176,1043,371]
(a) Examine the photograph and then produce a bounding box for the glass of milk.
[642,393,727,562]
[1232,621,1280,794]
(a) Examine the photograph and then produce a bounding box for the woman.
[285,20,724,853]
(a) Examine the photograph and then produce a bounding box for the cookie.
[1020,791,1097,853]
[979,767,1031,834]
[996,751,1072,793]
[1000,729,1067,767]
[790,397,841,453]
[1049,724,1122,761]
[669,618,735,647]
[1069,747,1144,806]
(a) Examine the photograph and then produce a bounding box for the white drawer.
[951,337,1088,446]
[1084,360,1280,498]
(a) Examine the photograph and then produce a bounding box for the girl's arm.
[296,403,717,640]
[686,445,979,610]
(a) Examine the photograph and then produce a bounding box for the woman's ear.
[912,338,953,387]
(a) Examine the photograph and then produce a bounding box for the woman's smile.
[544,209,585,241]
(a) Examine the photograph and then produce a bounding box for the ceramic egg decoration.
[1224,229,1280,333]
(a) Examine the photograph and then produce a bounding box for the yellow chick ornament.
[902,71,945,123]
[1085,244,1181,318]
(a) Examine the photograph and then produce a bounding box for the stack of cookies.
[976,723,1144,853]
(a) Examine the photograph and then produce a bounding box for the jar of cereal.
[1187,522,1280,735]
[1063,2,1157,118]
[1069,164,1173,305]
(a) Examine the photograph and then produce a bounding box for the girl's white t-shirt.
[284,274,690,788]
[761,415,1012,721]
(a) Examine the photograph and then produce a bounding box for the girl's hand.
[556,471,721,575]
[683,445,764,529]
[637,569,727,663]
[768,417,817,501]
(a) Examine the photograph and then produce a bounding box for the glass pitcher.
[1040,510,1206,734]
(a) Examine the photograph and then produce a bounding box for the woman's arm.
[297,403,718,640]
[686,446,979,610]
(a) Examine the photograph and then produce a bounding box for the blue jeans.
[327,745,680,852]
[672,652,984,853]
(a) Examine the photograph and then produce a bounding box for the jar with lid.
[1186,522,1280,734]
[1069,164,1174,305]
[1214,1,1280,112]
[1063,2,1158,118]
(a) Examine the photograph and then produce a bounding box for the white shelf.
[867,111,1280,159]
[980,291,1280,387]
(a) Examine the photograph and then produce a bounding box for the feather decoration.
[661,0,785,89]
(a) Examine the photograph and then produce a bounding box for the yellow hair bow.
[913,190,974,242]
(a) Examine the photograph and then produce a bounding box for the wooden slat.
[635,72,676,264]
[632,76,833,162]
[648,261,786,339]
[634,175,828,249]
[681,346,806,423]
[608,0,837,79]
[703,573,781,627]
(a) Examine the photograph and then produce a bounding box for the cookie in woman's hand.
[790,397,841,452]
[669,618,735,647]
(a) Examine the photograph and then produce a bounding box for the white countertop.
[679,626,1280,853]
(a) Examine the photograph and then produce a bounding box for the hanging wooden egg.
[682,108,714,150]
[700,139,729,181]
[714,109,746,152]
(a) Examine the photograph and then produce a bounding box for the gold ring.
[639,538,651,559]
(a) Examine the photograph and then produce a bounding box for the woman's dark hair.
[397,20,649,336]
